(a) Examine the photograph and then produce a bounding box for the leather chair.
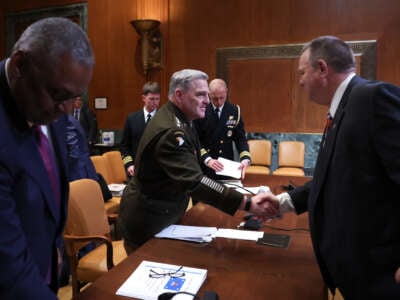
[273,141,305,176]
[102,150,127,184]
[90,155,112,184]
[64,179,127,300]
[246,139,271,175]
[90,155,120,215]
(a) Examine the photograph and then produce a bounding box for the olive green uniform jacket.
[119,101,243,246]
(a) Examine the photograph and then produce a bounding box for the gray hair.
[168,69,208,99]
[12,17,94,67]
[302,35,356,73]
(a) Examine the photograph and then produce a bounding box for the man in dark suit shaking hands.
[268,36,400,298]
[0,17,94,299]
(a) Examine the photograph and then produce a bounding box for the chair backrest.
[277,141,305,168]
[91,155,112,184]
[248,139,271,167]
[66,179,110,241]
[102,151,127,184]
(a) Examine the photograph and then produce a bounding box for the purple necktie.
[33,125,60,208]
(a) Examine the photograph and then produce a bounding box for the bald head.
[209,78,228,107]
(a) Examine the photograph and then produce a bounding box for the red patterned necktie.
[325,113,333,131]
[322,113,333,147]
[32,125,60,208]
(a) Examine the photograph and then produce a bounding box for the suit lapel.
[19,129,60,223]
[50,117,69,224]
[310,76,364,208]
[140,111,147,129]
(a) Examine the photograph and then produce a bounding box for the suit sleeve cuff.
[276,192,295,214]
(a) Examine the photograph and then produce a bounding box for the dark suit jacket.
[0,59,69,299]
[77,102,97,145]
[120,110,146,169]
[66,115,98,181]
[289,76,400,298]
[194,102,250,179]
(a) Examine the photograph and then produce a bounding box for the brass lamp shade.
[131,19,162,75]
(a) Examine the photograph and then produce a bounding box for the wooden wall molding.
[216,40,377,84]
[5,3,87,55]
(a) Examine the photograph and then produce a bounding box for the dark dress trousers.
[120,110,146,170]
[289,76,400,299]
[119,101,243,247]
[0,59,69,299]
[194,101,250,179]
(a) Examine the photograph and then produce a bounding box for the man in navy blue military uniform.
[194,78,251,181]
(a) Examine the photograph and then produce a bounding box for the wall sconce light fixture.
[131,19,162,75]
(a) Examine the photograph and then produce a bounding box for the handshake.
[243,191,281,219]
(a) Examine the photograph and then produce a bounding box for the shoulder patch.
[174,130,185,146]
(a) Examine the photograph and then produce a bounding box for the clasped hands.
[245,192,281,219]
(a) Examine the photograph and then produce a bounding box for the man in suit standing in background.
[194,78,251,181]
[72,96,98,151]
[268,36,400,298]
[0,17,94,299]
[120,81,160,177]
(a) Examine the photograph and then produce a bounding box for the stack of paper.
[215,157,242,179]
[214,228,264,241]
[116,260,207,300]
[155,225,217,243]
[107,183,126,196]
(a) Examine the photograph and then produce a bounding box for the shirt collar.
[5,58,11,86]
[212,103,224,111]
[143,107,156,117]
[329,72,355,117]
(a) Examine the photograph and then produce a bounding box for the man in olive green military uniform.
[119,69,279,253]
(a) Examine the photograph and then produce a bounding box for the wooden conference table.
[80,174,326,300]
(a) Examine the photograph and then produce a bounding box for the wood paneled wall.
[2,0,400,133]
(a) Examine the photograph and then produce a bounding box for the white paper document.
[221,181,270,195]
[116,260,207,300]
[238,185,271,195]
[215,157,242,179]
[213,229,264,241]
[107,183,126,196]
[155,225,218,243]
